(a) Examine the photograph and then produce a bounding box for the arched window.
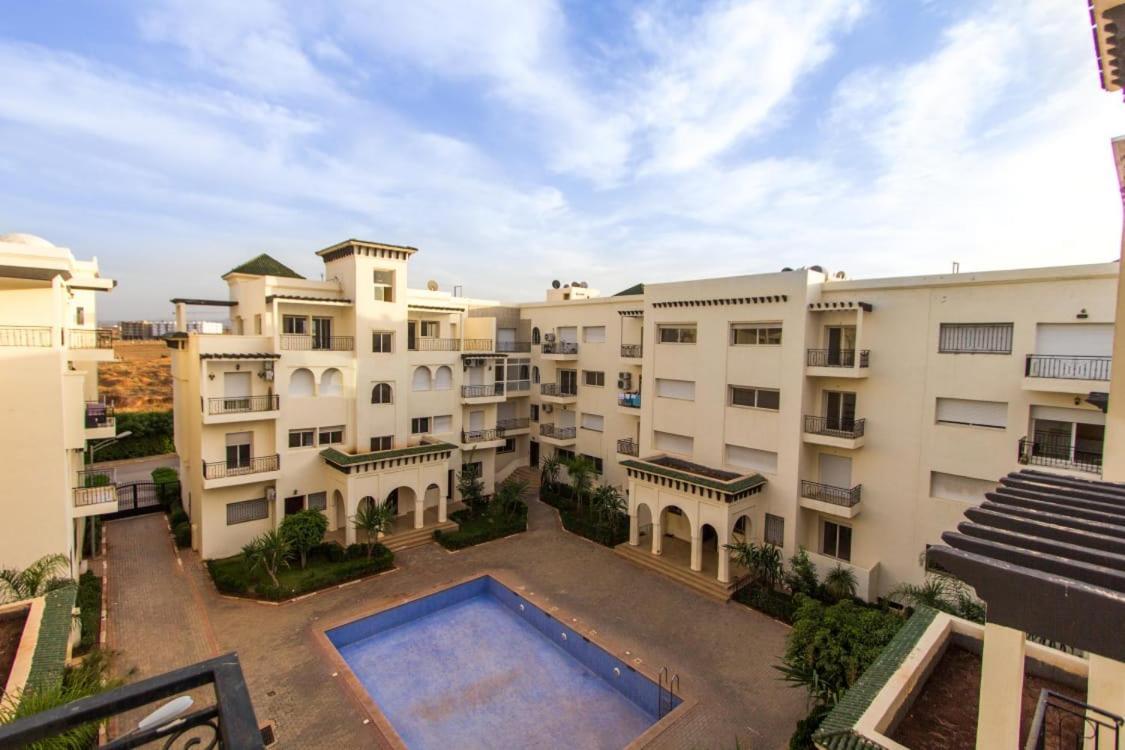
[532,327,541,345]
[289,368,315,397]
[412,366,432,392]
[435,365,453,390]
[371,382,393,404]
[320,368,342,396]
[532,366,540,384]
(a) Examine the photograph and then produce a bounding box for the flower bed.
[207,542,393,601]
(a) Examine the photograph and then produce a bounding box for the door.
[819,453,852,489]
[225,432,252,470]
[530,440,539,466]
[223,372,252,412]
[469,410,485,431]
[312,317,332,350]
[469,367,484,386]
[285,496,305,516]
[560,369,578,395]
[826,327,856,366]
[824,392,856,432]
[407,321,417,350]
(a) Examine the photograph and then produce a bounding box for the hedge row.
[75,571,102,654]
[539,485,628,547]
[206,542,394,601]
[434,505,528,550]
[85,410,174,462]
[734,583,798,623]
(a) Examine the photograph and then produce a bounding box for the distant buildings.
[119,319,223,339]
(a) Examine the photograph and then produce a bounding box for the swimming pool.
[325,575,678,749]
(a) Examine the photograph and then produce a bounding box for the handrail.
[497,417,530,430]
[496,340,531,353]
[807,349,869,368]
[462,383,505,398]
[462,338,493,352]
[462,428,504,443]
[800,479,862,507]
[616,438,639,456]
[618,391,641,408]
[541,340,578,355]
[539,424,576,440]
[541,382,577,397]
[803,415,865,439]
[279,334,354,351]
[0,325,53,347]
[84,401,116,428]
[621,344,643,358]
[1023,689,1123,750]
[68,328,114,349]
[1025,354,1111,381]
[1018,436,1103,475]
[203,454,279,480]
[409,337,461,351]
[208,394,279,415]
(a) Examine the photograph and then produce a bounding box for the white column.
[717,527,731,584]
[690,533,702,572]
[651,517,663,555]
[854,307,865,373]
[345,513,356,546]
[629,511,639,546]
[414,492,425,529]
[438,489,448,523]
[1086,654,1125,750]
[175,302,187,333]
[975,623,1025,750]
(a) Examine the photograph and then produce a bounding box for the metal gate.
[113,481,179,516]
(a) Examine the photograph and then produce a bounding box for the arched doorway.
[386,486,417,531]
[635,502,653,547]
[657,505,692,566]
[732,514,750,544]
[424,483,441,509]
[700,523,719,578]
[333,490,346,531]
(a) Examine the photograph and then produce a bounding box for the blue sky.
[2,0,1123,320]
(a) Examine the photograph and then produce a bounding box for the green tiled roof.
[320,441,457,468]
[26,584,78,692]
[223,253,304,279]
[814,607,939,750]
[614,283,644,297]
[620,458,766,495]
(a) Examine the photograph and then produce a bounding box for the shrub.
[169,507,188,527]
[345,543,368,560]
[823,565,859,602]
[173,521,191,548]
[151,466,178,484]
[435,503,527,550]
[789,705,831,750]
[735,583,797,623]
[76,572,102,653]
[311,541,346,563]
[207,544,393,601]
[280,509,329,569]
[85,410,174,462]
[539,487,627,547]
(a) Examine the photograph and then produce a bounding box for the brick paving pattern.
[108,485,804,749]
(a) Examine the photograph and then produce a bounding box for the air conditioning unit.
[618,372,632,389]
[542,404,554,413]
[544,333,557,343]
[265,488,276,503]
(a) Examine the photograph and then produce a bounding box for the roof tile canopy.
[223,253,304,280]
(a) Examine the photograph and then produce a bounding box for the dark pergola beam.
[958,521,1125,571]
[941,531,1125,593]
[985,490,1125,526]
[977,501,1125,541]
[964,506,1125,555]
[1000,475,1125,506]
[1002,470,1125,500]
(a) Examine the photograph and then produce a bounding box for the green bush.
[151,466,178,484]
[206,544,394,601]
[311,541,346,563]
[434,503,528,550]
[75,572,102,653]
[169,507,188,527]
[345,543,368,560]
[172,521,191,548]
[85,411,174,462]
[735,583,797,623]
[789,705,831,750]
[279,509,329,568]
[539,487,627,547]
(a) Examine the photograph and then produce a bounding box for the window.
[498,438,516,454]
[821,520,852,562]
[530,404,539,422]
[658,325,697,344]
[435,365,453,390]
[225,432,251,468]
[373,269,395,302]
[582,454,604,474]
[462,461,483,478]
[583,326,606,343]
[412,366,433,391]
[730,386,780,410]
[935,398,1007,429]
[411,417,431,434]
[656,378,695,401]
[370,435,392,451]
[583,370,605,387]
[930,471,996,503]
[289,428,315,448]
[283,315,308,335]
[580,413,604,432]
[308,492,327,511]
[372,330,393,353]
[320,368,342,396]
[227,498,268,525]
[556,448,576,462]
[76,307,85,325]
[730,323,782,345]
[654,430,693,455]
[560,369,578,395]
[371,382,393,404]
[420,320,439,337]
[289,368,315,397]
[532,327,541,345]
[318,426,344,445]
[432,415,453,433]
[938,323,1013,354]
[725,444,778,474]
[532,366,540,384]
[765,514,785,546]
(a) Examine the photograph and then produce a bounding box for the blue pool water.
[327,576,673,749]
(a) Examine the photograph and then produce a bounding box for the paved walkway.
[107,491,803,749]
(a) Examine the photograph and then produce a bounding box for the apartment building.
[167,244,533,559]
[522,262,1117,599]
[0,233,116,575]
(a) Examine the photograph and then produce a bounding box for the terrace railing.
[496,340,531,353]
[462,383,505,398]
[85,401,115,429]
[68,328,114,349]
[462,428,504,443]
[280,334,354,351]
[804,415,865,439]
[807,348,869,368]
[541,383,577,397]
[800,479,862,508]
[409,337,460,351]
[75,468,117,507]
[1018,435,1103,475]
[0,325,52,347]
[539,424,576,440]
[617,438,639,456]
[462,338,494,352]
[1023,689,1122,750]
[1024,354,1112,381]
[203,454,279,480]
[621,344,643,358]
[497,417,530,431]
[208,394,279,415]
[618,391,642,409]
[541,340,578,355]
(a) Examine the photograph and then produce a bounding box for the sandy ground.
[100,340,173,412]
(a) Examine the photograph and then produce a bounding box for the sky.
[2,0,1124,321]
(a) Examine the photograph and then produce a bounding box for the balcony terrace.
[202,454,280,489]
[620,344,643,359]
[74,468,118,516]
[84,401,116,440]
[204,394,281,424]
[1022,353,1112,393]
[798,479,862,518]
[540,340,578,360]
[461,383,506,404]
[802,415,865,449]
[540,382,577,404]
[806,348,870,378]
[1017,434,1102,476]
[538,423,576,446]
[460,428,508,449]
[279,334,354,352]
[0,325,53,347]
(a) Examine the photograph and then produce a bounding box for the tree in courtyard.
[590,483,626,540]
[890,572,985,623]
[241,530,292,588]
[725,541,783,590]
[353,500,394,559]
[490,476,528,522]
[280,509,329,569]
[539,454,561,489]
[457,457,487,515]
[0,554,71,603]
[783,548,820,597]
[823,565,858,602]
[563,455,595,512]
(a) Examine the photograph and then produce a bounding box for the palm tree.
[539,454,561,489]
[0,553,70,603]
[823,565,858,601]
[890,573,984,622]
[491,476,529,521]
[724,541,782,589]
[590,483,626,541]
[241,530,292,588]
[353,500,394,558]
[564,456,595,512]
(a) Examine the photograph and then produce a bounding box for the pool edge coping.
[310,568,698,750]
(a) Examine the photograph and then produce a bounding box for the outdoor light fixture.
[1077,308,1089,319]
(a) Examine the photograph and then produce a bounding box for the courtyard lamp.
[86,430,132,464]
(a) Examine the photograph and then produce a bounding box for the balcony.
[540,383,577,404]
[504,379,531,396]
[409,337,461,352]
[0,325,52,347]
[538,423,576,446]
[1023,354,1112,393]
[462,338,493,353]
[621,344,643,359]
[618,391,642,413]
[802,415,865,449]
[202,454,280,488]
[461,383,506,403]
[74,469,118,516]
[799,479,862,518]
[279,334,354,351]
[616,438,639,457]
[205,394,280,424]
[540,340,578,360]
[1018,435,1102,476]
[67,328,114,361]
[84,402,116,439]
[460,427,508,450]
[496,340,531,353]
[497,417,531,434]
[806,348,869,378]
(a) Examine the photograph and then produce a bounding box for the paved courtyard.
[105,490,804,749]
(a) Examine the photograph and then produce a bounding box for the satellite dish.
[571,281,580,288]
[551,280,561,289]
[426,280,439,291]
[580,281,588,288]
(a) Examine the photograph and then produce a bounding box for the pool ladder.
[657,666,680,718]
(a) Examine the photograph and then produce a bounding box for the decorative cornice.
[617,309,644,317]
[199,352,281,360]
[320,441,456,474]
[621,458,766,502]
[651,295,788,309]
[266,294,351,304]
[808,300,873,312]
[316,239,418,263]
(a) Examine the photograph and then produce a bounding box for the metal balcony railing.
[618,391,642,408]
[496,340,531,353]
[84,401,115,429]
[462,338,494,352]
[462,428,505,443]
[203,454,280,480]
[0,325,52,347]
[807,349,869,368]
[1024,689,1122,750]
[208,394,279,415]
[621,344,643,358]
[1024,354,1111,381]
[75,468,116,506]
[462,383,505,398]
[68,328,113,349]
[1018,435,1103,475]
[497,417,530,430]
[539,424,576,440]
[803,415,865,439]
[800,479,862,507]
[541,340,578,355]
[541,383,577,397]
[279,334,354,351]
[409,337,460,351]
[617,438,639,456]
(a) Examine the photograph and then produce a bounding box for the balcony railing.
[800,479,862,508]
[618,391,642,409]
[803,415,865,439]
[1024,354,1111,381]
[280,334,354,351]
[409,337,460,351]
[0,325,52,347]
[541,383,577,397]
[203,454,279,480]
[68,328,113,349]
[1024,689,1122,750]
[621,344,643,358]
[462,428,505,443]
[1018,435,1103,475]
[85,401,115,429]
[462,383,505,398]
[0,654,264,750]
[505,379,531,393]
[541,340,578,355]
[208,394,279,415]
[497,340,531,353]
[497,417,530,431]
[75,469,116,506]
[539,424,576,440]
[807,349,869,368]
[462,338,494,352]
[617,438,639,456]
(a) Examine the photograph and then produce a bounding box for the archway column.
[345,505,356,546]
[651,515,663,555]
[414,490,425,529]
[438,489,448,522]
[628,511,639,546]
[690,532,702,572]
[717,524,731,583]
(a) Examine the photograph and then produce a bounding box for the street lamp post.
[87,431,133,465]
